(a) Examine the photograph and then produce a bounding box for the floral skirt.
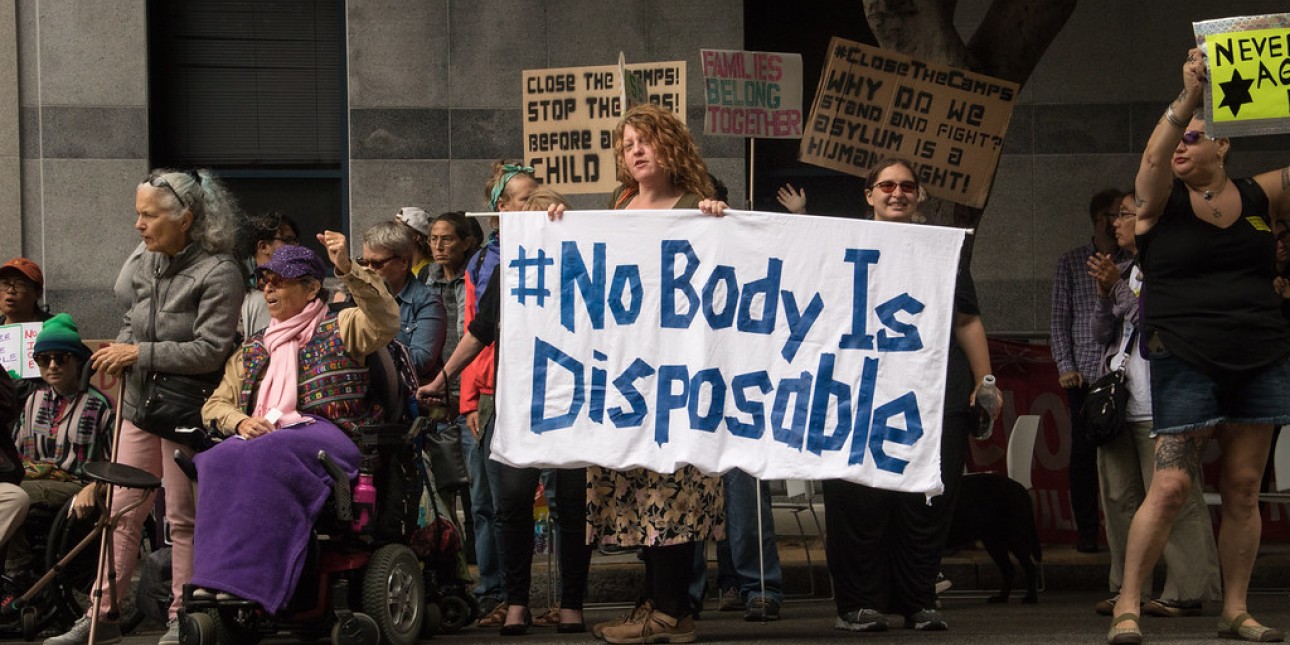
[585,464,724,547]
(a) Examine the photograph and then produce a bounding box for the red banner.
[974,338,1290,543]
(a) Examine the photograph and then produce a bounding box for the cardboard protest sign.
[800,38,1018,209]
[701,48,804,138]
[1195,14,1290,137]
[0,322,44,380]
[522,60,686,195]
[493,209,966,495]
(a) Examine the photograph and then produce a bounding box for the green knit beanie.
[33,313,90,359]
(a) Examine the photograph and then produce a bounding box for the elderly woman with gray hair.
[360,221,446,383]
[43,169,244,645]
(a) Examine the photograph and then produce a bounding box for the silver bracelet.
[1164,107,1187,129]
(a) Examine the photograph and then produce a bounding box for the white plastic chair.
[1007,415,1042,490]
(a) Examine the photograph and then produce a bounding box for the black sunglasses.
[144,170,202,209]
[33,352,74,368]
[356,256,398,270]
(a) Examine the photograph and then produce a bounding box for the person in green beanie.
[3,314,113,585]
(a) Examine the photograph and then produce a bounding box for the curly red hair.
[613,104,714,199]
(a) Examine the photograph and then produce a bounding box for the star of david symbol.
[1217,69,1255,117]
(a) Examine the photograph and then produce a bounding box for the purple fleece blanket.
[190,416,359,613]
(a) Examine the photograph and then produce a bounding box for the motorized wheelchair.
[176,344,438,645]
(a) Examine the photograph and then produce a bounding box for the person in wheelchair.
[193,237,398,614]
[4,314,113,587]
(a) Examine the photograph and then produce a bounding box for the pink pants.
[90,419,194,621]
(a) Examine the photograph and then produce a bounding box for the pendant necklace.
[1191,179,1227,219]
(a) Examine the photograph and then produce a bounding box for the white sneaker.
[158,618,180,645]
[42,616,123,645]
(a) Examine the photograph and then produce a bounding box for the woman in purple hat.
[191,235,400,614]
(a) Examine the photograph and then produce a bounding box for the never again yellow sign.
[1196,14,1290,137]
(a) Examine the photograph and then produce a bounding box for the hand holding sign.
[1194,13,1290,137]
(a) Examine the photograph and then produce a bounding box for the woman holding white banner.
[809,159,997,634]
[1106,48,1290,645]
[547,103,725,645]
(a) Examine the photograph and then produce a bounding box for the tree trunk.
[862,0,1077,258]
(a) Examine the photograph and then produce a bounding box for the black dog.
[946,473,1042,604]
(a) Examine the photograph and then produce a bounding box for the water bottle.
[973,375,1000,440]
[532,483,551,554]
[351,471,377,533]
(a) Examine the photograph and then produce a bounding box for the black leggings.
[642,542,698,618]
[496,464,592,609]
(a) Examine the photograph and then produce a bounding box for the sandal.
[532,605,560,627]
[1108,613,1142,645]
[1219,613,1285,642]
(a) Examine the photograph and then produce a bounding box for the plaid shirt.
[1050,241,1129,379]
[15,385,113,481]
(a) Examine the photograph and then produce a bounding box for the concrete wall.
[1,2,19,262]
[16,0,148,337]
[344,0,746,236]
[11,0,1289,338]
[960,0,1290,334]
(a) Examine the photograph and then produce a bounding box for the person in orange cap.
[0,258,51,326]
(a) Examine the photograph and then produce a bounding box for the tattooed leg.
[1113,428,1215,620]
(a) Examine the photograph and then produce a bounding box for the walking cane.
[87,374,128,643]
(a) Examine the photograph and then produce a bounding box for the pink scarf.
[252,298,328,428]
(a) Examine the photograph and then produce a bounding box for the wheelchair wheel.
[45,497,155,634]
[330,612,378,645]
[435,594,472,634]
[211,607,261,645]
[360,545,423,645]
[180,610,215,645]
[418,601,441,638]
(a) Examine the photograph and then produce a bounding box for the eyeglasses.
[144,170,201,210]
[872,180,918,194]
[256,273,303,290]
[0,280,33,294]
[1181,130,1213,145]
[1115,209,1137,221]
[429,235,460,248]
[33,352,73,368]
[356,256,398,270]
[273,236,298,245]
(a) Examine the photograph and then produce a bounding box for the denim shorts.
[1150,352,1290,434]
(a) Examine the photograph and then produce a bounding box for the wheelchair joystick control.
[351,469,376,533]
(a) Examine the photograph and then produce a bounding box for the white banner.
[493,209,966,495]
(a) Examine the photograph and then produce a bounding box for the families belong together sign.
[492,209,966,496]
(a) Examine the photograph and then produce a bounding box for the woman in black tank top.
[1106,48,1290,645]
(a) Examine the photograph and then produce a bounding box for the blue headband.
[488,164,535,211]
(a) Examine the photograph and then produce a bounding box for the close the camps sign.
[491,209,966,496]
[800,38,1019,209]
[522,60,686,195]
[1195,13,1290,137]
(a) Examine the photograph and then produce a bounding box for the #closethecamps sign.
[522,61,686,195]
[701,49,804,138]
[492,209,966,495]
[800,38,1018,209]
[1195,13,1290,137]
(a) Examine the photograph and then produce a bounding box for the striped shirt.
[15,385,113,481]
[1050,241,1130,379]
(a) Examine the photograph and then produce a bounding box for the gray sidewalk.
[522,536,1290,607]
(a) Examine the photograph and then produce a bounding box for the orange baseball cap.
[0,258,44,293]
